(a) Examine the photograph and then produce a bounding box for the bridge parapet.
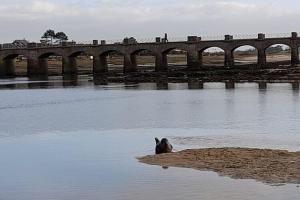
[1,32,300,50]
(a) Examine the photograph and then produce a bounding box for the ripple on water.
[0,81,299,200]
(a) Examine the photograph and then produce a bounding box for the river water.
[0,77,299,200]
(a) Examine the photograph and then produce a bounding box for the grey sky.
[0,0,299,43]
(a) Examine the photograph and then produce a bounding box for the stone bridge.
[0,33,300,77]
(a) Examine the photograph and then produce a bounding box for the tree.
[55,32,68,43]
[41,29,56,44]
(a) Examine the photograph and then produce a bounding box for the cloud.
[0,0,299,42]
[31,1,56,13]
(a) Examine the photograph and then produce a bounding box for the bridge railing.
[105,39,124,45]
[1,32,299,49]
[265,32,292,38]
[231,34,258,40]
[167,37,187,42]
[135,38,157,43]
[201,35,224,41]
[74,41,95,46]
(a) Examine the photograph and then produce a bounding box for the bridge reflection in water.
[0,75,299,91]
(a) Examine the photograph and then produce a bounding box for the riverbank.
[138,148,300,184]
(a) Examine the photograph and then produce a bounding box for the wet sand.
[138,148,300,184]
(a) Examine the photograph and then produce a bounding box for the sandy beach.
[138,148,300,184]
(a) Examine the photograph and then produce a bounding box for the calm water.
[0,77,299,200]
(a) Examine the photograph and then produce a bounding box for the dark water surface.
[0,77,299,200]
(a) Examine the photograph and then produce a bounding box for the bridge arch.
[130,48,155,55]
[199,46,225,67]
[66,50,93,75]
[158,47,188,71]
[3,54,22,60]
[199,46,226,53]
[1,53,28,76]
[99,49,125,57]
[130,49,156,73]
[37,52,63,75]
[38,52,62,59]
[265,44,291,65]
[68,50,87,58]
[93,50,125,74]
[161,46,189,54]
[232,45,258,66]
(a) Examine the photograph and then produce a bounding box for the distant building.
[12,39,29,48]
[2,39,29,49]
[123,37,137,45]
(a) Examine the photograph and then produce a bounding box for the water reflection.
[0,80,299,200]
[0,82,17,89]
[28,76,52,89]
[63,74,79,87]
[124,77,140,89]
[188,78,204,89]
[0,76,300,92]
[156,76,168,90]
[93,75,108,85]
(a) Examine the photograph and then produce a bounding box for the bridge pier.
[225,80,235,89]
[124,54,137,73]
[1,58,15,76]
[258,81,267,89]
[93,55,108,75]
[63,74,78,87]
[155,53,168,72]
[156,75,168,90]
[94,75,108,85]
[225,50,234,68]
[27,58,48,76]
[187,50,201,70]
[258,49,266,68]
[130,54,137,69]
[188,78,204,89]
[291,47,299,65]
[0,57,4,76]
[62,56,77,75]
[291,81,299,90]
[198,52,203,68]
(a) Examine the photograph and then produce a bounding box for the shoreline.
[138,147,300,185]
[5,64,300,83]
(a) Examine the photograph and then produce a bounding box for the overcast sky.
[0,0,299,43]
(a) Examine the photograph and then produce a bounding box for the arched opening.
[68,51,93,75]
[164,48,187,70]
[98,50,124,75]
[200,47,225,67]
[233,45,258,66]
[2,54,28,76]
[266,44,291,65]
[39,53,63,76]
[131,49,156,73]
